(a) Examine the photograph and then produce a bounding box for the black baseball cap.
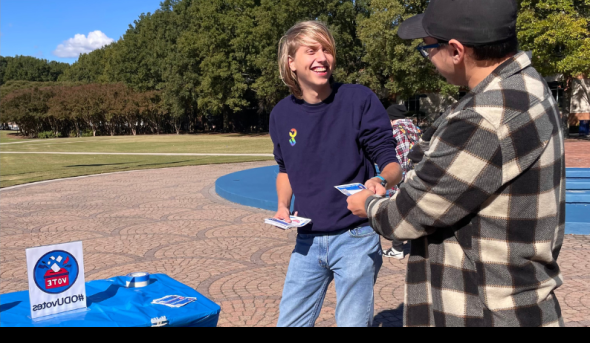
[387,104,408,121]
[398,0,518,45]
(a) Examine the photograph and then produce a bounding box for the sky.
[1,0,164,63]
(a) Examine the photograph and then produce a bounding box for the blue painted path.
[216,166,292,212]
[216,166,590,235]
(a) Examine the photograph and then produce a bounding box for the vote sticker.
[33,250,79,294]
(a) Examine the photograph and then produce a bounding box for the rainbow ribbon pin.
[289,129,297,146]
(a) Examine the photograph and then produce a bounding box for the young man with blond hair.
[269,21,402,327]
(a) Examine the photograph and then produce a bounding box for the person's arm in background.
[359,93,402,196]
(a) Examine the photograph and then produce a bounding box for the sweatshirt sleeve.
[269,111,287,173]
[365,110,504,241]
[358,92,399,172]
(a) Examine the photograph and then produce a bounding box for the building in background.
[401,93,460,128]
[400,75,589,137]
[570,76,590,136]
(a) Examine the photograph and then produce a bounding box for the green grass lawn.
[0,133,273,153]
[0,130,24,143]
[0,132,274,188]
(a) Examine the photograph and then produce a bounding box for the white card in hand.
[264,216,312,230]
[335,183,367,196]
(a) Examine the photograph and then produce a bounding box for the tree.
[518,0,590,134]
[139,91,165,134]
[518,0,590,78]
[1,80,70,99]
[44,87,65,137]
[11,0,588,136]
[48,86,78,137]
[120,87,142,136]
[48,84,106,137]
[0,56,70,85]
[0,57,9,85]
[160,0,199,132]
[356,0,458,105]
[0,87,56,137]
[175,0,255,130]
[58,48,110,83]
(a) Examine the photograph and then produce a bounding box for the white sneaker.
[383,247,405,260]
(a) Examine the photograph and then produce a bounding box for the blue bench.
[566,168,590,235]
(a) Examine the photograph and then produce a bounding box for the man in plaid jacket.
[347,0,565,327]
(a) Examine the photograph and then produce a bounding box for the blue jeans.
[277,226,383,327]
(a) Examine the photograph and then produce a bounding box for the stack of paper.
[264,216,312,230]
[152,295,197,308]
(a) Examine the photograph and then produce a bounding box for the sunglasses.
[416,42,446,58]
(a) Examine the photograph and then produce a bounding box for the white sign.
[26,241,87,320]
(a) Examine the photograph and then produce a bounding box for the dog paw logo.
[289,129,297,147]
[34,250,79,294]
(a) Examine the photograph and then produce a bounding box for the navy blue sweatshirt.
[269,83,399,233]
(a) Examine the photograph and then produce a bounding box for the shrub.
[38,131,57,139]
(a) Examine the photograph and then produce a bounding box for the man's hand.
[365,178,387,196]
[347,190,374,218]
[274,207,297,223]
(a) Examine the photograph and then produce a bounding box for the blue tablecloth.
[0,274,220,327]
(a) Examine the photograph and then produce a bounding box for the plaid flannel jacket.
[366,52,566,327]
[391,119,422,195]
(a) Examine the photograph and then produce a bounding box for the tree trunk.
[73,122,80,138]
[223,112,229,132]
[50,118,59,137]
[90,122,96,137]
[105,122,115,136]
[171,115,181,135]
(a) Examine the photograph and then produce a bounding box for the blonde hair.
[278,21,337,99]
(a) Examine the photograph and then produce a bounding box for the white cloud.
[53,30,114,58]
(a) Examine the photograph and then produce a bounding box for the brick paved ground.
[1,159,589,327]
[565,139,590,168]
